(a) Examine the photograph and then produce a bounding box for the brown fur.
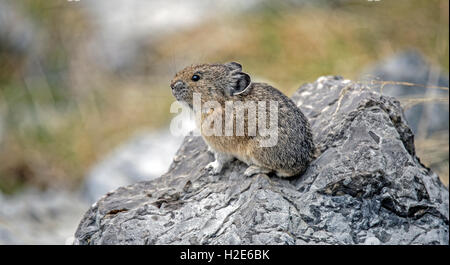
[171,62,314,177]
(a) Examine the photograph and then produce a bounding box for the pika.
[170,62,314,177]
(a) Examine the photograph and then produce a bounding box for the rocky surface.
[74,76,449,245]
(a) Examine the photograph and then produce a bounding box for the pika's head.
[170,62,251,107]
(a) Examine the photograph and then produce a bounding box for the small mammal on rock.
[170,62,314,177]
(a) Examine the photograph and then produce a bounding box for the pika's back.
[241,82,314,175]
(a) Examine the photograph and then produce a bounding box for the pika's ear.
[224,62,242,72]
[227,71,251,96]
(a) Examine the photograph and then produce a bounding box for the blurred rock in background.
[82,129,185,203]
[82,0,261,73]
[362,50,448,136]
[0,188,87,244]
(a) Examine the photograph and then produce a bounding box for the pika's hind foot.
[244,165,272,177]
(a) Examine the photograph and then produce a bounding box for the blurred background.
[0,0,448,244]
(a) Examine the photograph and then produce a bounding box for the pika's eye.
[191,74,201,82]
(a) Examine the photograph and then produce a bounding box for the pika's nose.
[171,80,185,90]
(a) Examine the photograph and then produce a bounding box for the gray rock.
[82,130,185,203]
[362,50,449,137]
[74,76,449,245]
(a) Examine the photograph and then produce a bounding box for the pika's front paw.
[207,145,214,154]
[206,160,223,175]
[244,165,271,177]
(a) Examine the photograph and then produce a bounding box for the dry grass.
[0,79,174,192]
[415,131,449,186]
[154,0,449,94]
